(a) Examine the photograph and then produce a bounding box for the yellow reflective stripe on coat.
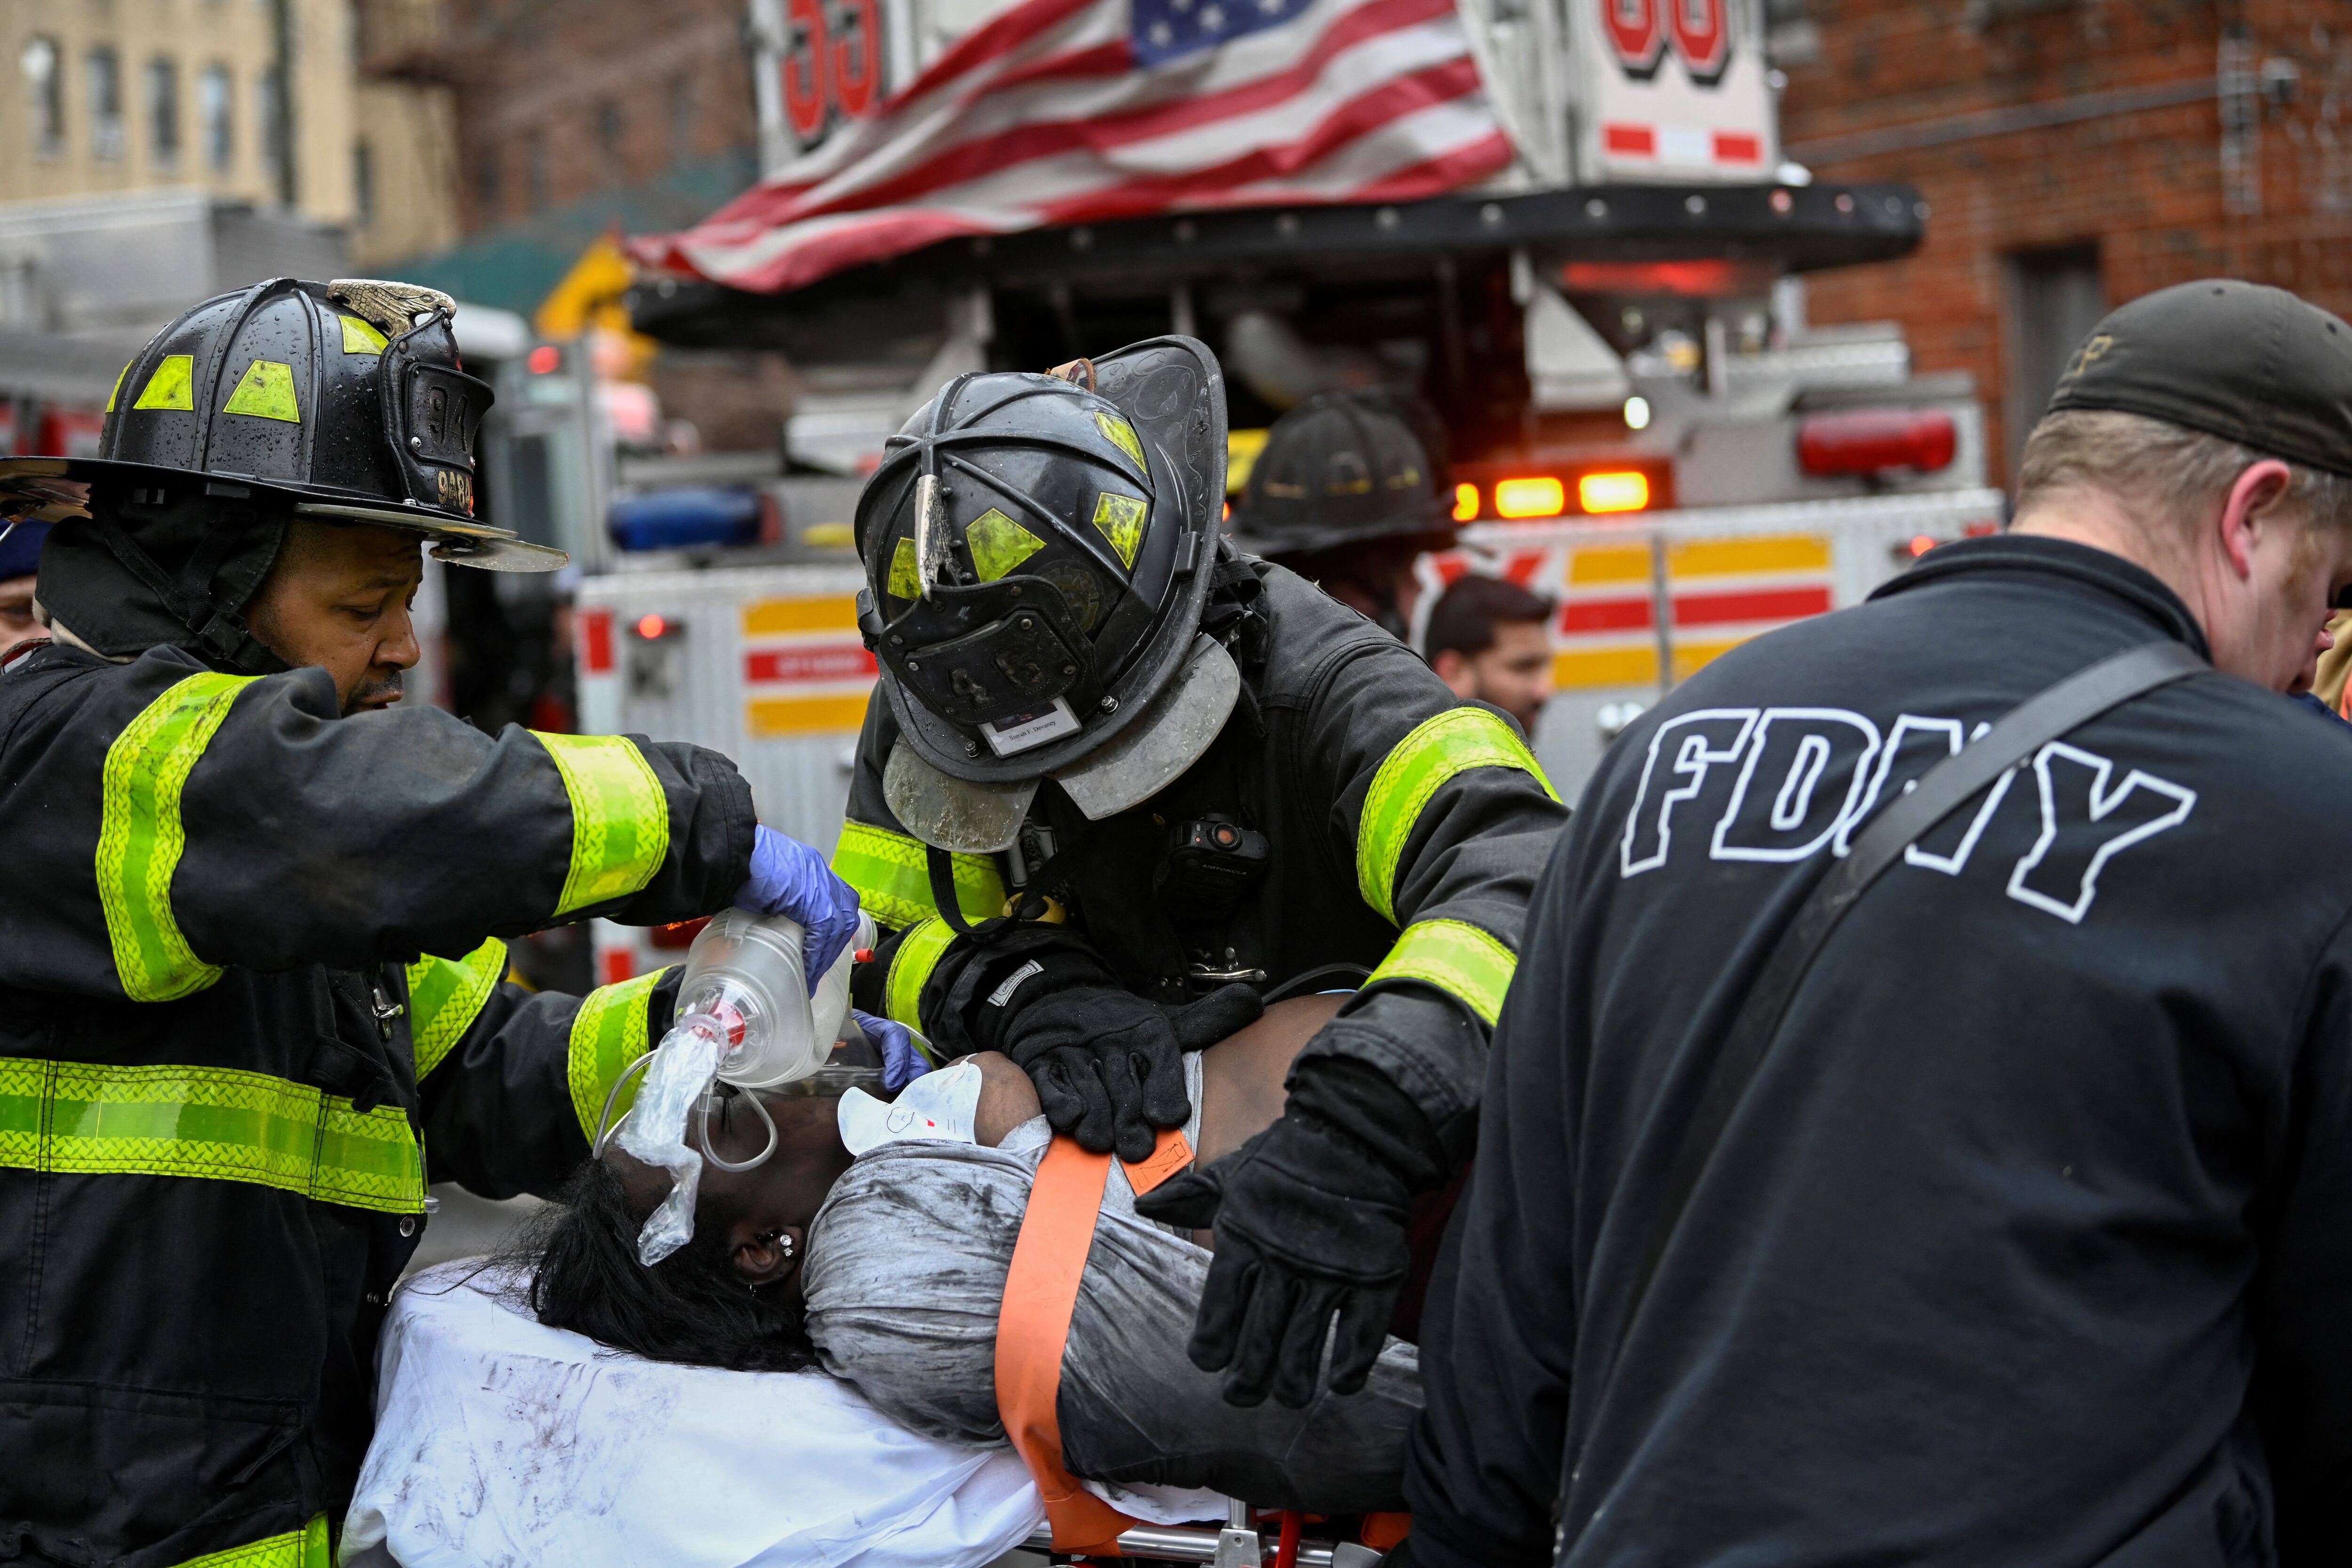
[884,917,957,1030]
[1365,919,1518,1027]
[0,1058,425,1214]
[536,733,670,918]
[1356,707,1559,925]
[404,937,508,1082]
[566,968,668,1142]
[170,1514,331,1568]
[832,820,1005,930]
[96,672,257,1002]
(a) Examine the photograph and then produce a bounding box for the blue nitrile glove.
[852,1009,933,1092]
[733,825,862,994]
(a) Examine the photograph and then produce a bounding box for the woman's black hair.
[519,1160,818,1373]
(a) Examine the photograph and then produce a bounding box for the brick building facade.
[390,0,792,450]
[445,0,759,241]
[393,0,762,312]
[1778,0,2352,484]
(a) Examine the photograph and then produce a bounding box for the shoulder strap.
[1611,639,2207,1367]
[996,1126,1194,1554]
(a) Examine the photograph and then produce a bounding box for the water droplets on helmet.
[852,337,1232,804]
[0,276,563,575]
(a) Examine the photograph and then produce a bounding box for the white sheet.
[343,1262,1045,1568]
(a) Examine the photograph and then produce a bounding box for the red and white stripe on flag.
[631,0,1511,294]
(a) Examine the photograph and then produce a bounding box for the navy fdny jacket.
[0,640,749,1568]
[1407,536,2352,1567]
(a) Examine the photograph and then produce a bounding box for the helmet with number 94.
[0,276,562,672]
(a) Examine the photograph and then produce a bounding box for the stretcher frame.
[1017,1496,1386,1565]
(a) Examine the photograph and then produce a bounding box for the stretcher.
[347,1264,1398,1567]
[350,1125,1405,1566]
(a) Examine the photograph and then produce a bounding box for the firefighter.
[1226,388,1460,641]
[0,277,858,1566]
[0,517,43,658]
[834,339,1568,1410]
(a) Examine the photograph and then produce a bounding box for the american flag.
[631,0,1511,293]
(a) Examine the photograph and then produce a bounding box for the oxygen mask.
[600,908,878,1266]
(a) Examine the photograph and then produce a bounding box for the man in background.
[0,519,44,659]
[1424,574,1555,736]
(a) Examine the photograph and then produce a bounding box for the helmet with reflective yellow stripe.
[0,277,561,670]
[854,337,1233,848]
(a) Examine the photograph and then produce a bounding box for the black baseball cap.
[2048,279,2352,479]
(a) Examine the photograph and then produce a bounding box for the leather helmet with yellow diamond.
[854,336,1231,838]
[0,276,561,673]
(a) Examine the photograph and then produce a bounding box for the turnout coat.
[0,640,745,1568]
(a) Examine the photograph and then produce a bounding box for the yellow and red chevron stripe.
[1665,534,1832,680]
[1552,541,1657,690]
[741,594,878,737]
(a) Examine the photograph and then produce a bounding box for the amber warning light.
[1494,476,1565,519]
[1485,472,1652,520]
[1578,471,1651,514]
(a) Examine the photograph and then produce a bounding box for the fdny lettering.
[1620,706,2198,923]
[1710,709,1881,863]
[2006,743,2197,923]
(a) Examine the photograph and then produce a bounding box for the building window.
[667,74,695,166]
[2004,244,2106,479]
[475,146,502,217]
[596,99,623,173]
[200,63,233,171]
[147,56,180,167]
[353,137,374,226]
[21,36,63,156]
[258,65,284,191]
[88,47,124,161]
[525,129,548,211]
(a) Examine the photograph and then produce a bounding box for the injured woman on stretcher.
[524,992,1424,1516]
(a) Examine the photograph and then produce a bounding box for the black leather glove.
[1135,1054,1445,1409]
[1007,982,1263,1163]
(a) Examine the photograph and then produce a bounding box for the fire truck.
[572,0,2003,987]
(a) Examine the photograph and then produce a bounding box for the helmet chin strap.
[84,510,289,676]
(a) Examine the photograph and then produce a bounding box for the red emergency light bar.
[1450,457,1673,523]
[1796,408,1957,477]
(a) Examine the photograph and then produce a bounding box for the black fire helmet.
[1228,388,1457,559]
[0,277,561,671]
[854,337,1233,847]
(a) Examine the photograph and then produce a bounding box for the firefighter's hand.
[1136,1107,1413,1408]
[733,825,862,991]
[1009,983,1261,1164]
[850,1009,931,1091]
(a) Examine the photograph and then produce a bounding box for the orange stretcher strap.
[996,1126,1194,1556]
